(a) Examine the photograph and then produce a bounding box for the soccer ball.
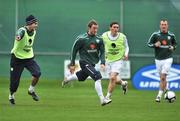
[164,91,176,103]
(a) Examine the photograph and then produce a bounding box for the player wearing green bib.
[9,15,41,105]
[11,27,35,59]
[102,22,129,101]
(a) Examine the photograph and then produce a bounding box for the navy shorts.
[10,54,41,80]
[10,54,41,92]
[76,60,102,81]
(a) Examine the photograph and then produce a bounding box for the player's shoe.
[9,94,15,105]
[28,91,39,101]
[122,81,128,95]
[9,99,15,105]
[101,98,112,106]
[61,78,69,87]
[105,96,112,101]
[155,96,161,103]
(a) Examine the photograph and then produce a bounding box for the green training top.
[147,30,177,60]
[70,33,105,66]
[11,27,36,59]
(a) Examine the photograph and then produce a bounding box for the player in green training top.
[9,15,41,105]
[62,20,111,106]
[147,19,177,102]
[102,22,129,101]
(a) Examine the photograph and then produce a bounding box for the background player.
[147,19,177,102]
[102,22,129,101]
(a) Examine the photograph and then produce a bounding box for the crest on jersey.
[168,36,171,40]
[16,36,21,41]
[96,39,100,43]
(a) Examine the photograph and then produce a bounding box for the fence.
[0,0,180,80]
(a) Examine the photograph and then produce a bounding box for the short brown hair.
[87,19,98,28]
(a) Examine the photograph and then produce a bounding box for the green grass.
[0,79,179,121]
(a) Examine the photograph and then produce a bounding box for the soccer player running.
[147,19,177,102]
[102,22,129,101]
[9,15,41,105]
[62,20,112,106]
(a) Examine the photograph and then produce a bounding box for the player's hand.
[100,64,106,72]
[123,55,128,61]
[69,65,75,74]
[169,45,174,51]
[154,41,161,47]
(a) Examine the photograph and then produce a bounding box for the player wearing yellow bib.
[9,15,41,105]
[102,22,129,101]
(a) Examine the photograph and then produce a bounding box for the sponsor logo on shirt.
[162,40,167,45]
[90,43,96,49]
[87,43,97,53]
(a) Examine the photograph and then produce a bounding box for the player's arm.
[124,36,129,60]
[147,33,160,48]
[99,39,105,65]
[70,37,83,66]
[170,34,177,50]
[15,28,25,41]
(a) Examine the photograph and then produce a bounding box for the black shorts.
[10,54,41,79]
[76,60,102,81]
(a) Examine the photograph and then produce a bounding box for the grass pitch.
[0,79,179,121]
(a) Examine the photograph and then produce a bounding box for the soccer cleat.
[28,91,39,101]
[101,98,112,106]
[61,78,69,87]
[9,99,15,105]
[155,96,161,103]
[122,81,128,95]
[105,96,112,101]
[9,94,15,105]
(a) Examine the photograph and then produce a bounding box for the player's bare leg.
[161,74,168,92]
[62,73,77,87]
[28,76,39,101]
[156,73,167,102]
[116,79,128,95]
[106,73,117,100]
[62,65,77,87]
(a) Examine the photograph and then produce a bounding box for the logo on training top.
[132,64,180,90]
[111,43,116,48]
[162,40,167,45]
[96,39,100,43]
[89,43,96,49]
[87,43,97,53]
[16,35,21,41]
[168,36,171,40]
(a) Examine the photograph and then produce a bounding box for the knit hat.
[26,15,37,25]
